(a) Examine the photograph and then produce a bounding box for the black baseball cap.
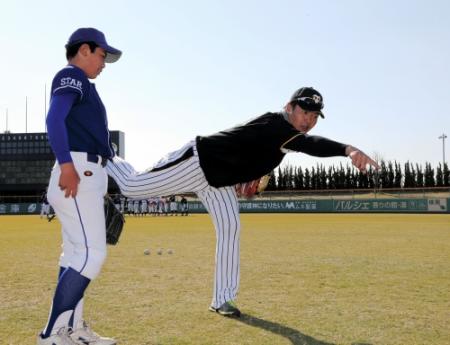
[66,28,122,63]
[290,87,325,118]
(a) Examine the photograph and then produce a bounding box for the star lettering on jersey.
[60,77,82,91]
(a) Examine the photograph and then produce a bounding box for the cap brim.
[318,111,325,119]
[101,45,122,63]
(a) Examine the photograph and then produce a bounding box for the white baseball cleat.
[37,327,79,345]
[70,320,116,345]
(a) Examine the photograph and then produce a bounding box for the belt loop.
[87,153,107,167]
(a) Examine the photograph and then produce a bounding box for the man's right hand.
[59,162,80,198]
[345,145,380,173]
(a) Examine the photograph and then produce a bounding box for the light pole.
[25,96,28,133]
[438,133,447,168]
[44,84,47,132]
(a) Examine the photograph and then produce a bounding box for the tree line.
[265,161,450,190]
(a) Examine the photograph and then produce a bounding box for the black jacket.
[196,112,347,188]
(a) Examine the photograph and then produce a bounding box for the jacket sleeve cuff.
[56,151,73,165]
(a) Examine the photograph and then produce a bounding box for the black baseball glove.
[104,195,125,245]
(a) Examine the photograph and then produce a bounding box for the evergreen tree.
[415,164,424,188]
[404,162,413,188]
[266,170,277,191]
[327,167,336,189]
[337,163,346,189]
[311,166,318,189]
[358,170,369,189]
[430,164,436,187]
[304,168,311,190]
[276,166,284,190]
[387,161,394,188]
[372,165,381,190]
[351,167,359,188]
[424,164,430,187]
[345,166,353,189]
[292,166,299,189]
[319,164,327,189]
[424,163,435,187]
[314,164,321,189]
[444,163,449,186]
[286,165,294,189]
[297,167,304,189]
[436,164,443,187]
[368,167,376,189]
[379,161,388,188]
[394,161,402,188]
[410,163,417,188]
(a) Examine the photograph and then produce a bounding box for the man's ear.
[285,102,293,114]
[78,43,91,58]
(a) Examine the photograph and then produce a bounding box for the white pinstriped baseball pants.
[106,141,240,308]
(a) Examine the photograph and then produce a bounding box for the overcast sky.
[1,0,449,170]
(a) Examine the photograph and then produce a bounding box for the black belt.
[87,153,108,167]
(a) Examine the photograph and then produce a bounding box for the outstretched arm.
[345,145,380,173]
[286,135,380,173]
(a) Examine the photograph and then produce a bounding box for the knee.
[78,247,107,280]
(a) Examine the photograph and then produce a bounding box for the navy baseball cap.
[66,28,122,63]
[290,87,325,118]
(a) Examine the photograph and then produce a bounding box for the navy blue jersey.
[47,65,113,164]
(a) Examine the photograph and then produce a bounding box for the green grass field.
[1,214,449,345]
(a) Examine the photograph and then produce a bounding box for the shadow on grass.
[234,313,335,345]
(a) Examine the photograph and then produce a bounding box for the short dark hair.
[66,41,99,60]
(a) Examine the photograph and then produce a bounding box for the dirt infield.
[1,214,449,345]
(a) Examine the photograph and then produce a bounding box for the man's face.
[83,46,106,79]
[287,103,320,133]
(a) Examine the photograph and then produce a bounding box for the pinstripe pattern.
[107,143,208,199]
[106,141,241,307]
[197,186,240,307]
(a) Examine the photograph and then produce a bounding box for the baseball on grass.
[157,248,163,255]
[143,249,150,255]
[167,248,173,254]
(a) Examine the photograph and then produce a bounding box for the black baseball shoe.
[209,300,241,317]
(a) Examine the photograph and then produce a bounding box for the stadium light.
[25,96,28,133]
[2,107,9,134]
[438,133,447,168]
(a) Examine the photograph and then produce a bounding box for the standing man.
[133,199,140,216]
[39,191,50,219]
[119,196,126,214]
[180,196,188,216]
[127,198,133,216]
[38,28,121,345]
[140,198,148,216]
[106,86,380,317]
[169,195,178,216]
